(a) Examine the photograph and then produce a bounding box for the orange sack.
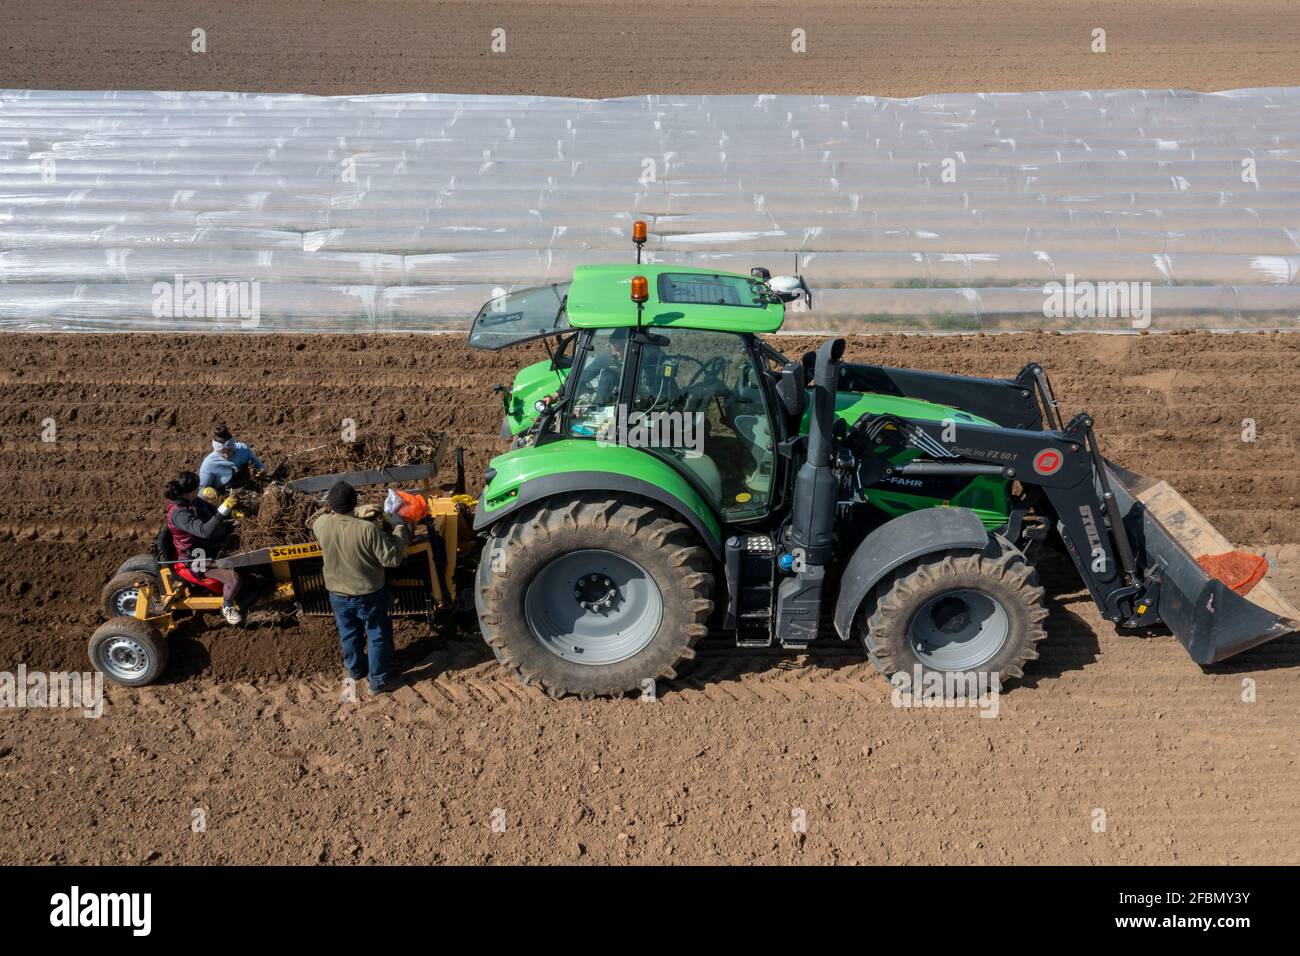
[1195,550,1269,596]
[384,487,429,523]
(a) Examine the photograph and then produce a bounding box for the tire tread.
[862,539,1048,686]
[476,494,713,699]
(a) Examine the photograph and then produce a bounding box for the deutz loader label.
[1078,505,1108,574]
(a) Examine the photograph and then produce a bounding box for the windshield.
[467,283,570,351]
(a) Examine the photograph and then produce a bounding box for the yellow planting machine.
[90,461,477,686]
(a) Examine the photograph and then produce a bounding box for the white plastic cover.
[1,88,1299,332]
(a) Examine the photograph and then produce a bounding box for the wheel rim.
[524,549,663,665]
[108,586,142,617]
[907,588,1010,671]
[95,635,153,682]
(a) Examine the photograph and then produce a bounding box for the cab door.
[622,329,777,521]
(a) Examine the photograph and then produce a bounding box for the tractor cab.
[469,262,806,525]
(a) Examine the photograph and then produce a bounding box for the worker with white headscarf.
[199,422,266,492]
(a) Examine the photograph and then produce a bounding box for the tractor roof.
[565,264,785,334]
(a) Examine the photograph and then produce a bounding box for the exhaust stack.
[774,337,845,646]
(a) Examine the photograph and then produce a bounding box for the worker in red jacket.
[164,471,245,624]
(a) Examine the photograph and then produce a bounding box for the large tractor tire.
[860,539,1048,688]
[88,618,169,687]
[476,494,713,699]
[101,570,162,618]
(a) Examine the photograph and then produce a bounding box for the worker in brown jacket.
[311,480,410,693]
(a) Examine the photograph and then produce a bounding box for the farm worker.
[163,471,246,625]
[311,480,411,694]
[199,423,265,492]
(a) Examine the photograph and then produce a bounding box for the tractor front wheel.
[114,553,159,577]
[861,539,1048,688]
[101,570,162,618]
[88,618,169,687]
[476,495,713,699]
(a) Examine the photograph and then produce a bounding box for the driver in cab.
[568,328,679,435]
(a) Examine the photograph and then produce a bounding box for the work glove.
[218,495,239,516]
[200,486,220,505]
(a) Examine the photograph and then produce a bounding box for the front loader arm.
[886,412,1148,625]
[863,408,1299,662]
[837,361,1046,430]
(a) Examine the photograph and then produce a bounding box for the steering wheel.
[683,356,731,417]
[685,355,728,390]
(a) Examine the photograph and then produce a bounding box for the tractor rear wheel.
[476,494,713,699]
[101,570,162,618]
[861,539,1048,688]
[88,618,169,687]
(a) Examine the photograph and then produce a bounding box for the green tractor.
[469,230,1299,699]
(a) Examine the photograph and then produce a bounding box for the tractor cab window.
[568,328,628,438]
[657,273,771,308]
[468,283,570,351]
[629,329,774,520]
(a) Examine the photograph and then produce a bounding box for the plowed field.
[2,330,1298,864]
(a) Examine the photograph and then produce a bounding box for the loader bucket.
[1106,461,1300,664]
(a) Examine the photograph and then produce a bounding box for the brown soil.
[2,0,1298,97]
[1,330,1299,864]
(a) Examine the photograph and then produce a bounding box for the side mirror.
[775,361,807,418]
[800,350,816,381]
[750,266,772,281]
[770,275,813,309]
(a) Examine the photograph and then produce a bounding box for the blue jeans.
[329,588,394,691]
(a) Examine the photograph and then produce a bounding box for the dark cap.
[165,471,201,501]
[327,480,357,514]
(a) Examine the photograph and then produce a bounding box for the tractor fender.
[832,506,992,640]
[472,471,723,560]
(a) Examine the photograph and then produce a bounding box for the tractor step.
[735,606,774,647]
[736,613,773,647]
